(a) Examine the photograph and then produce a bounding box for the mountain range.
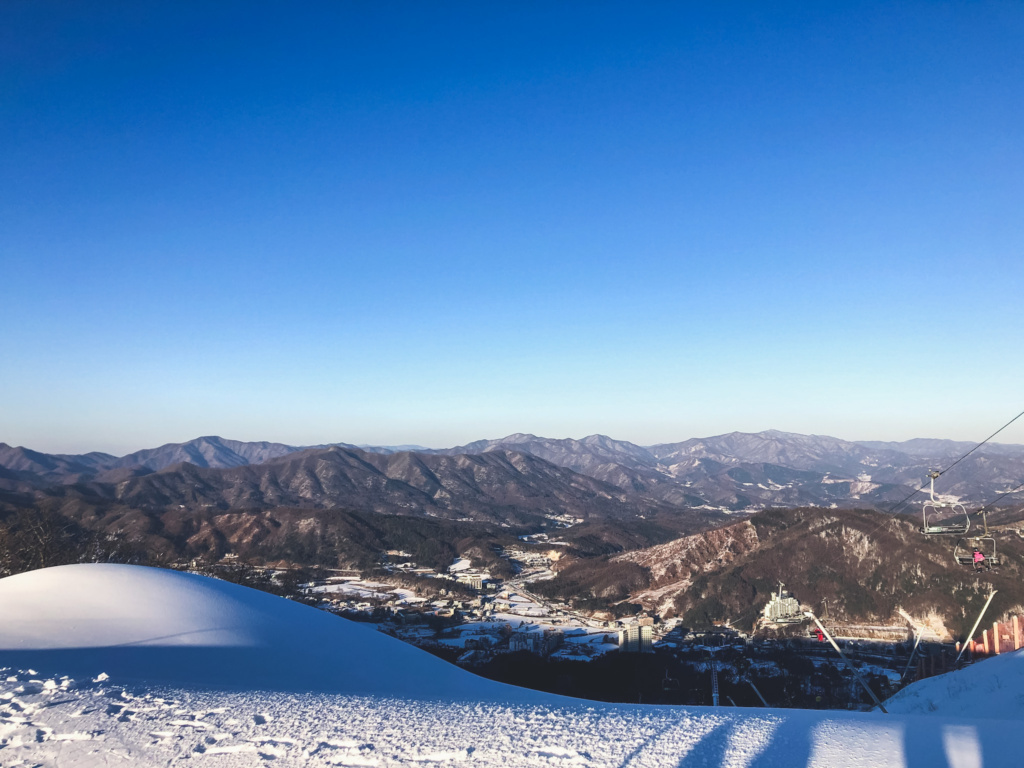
[439,430,1024,512]
[3,431,1024,520]
[5,432,1024,636]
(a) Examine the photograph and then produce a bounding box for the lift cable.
[885,407,1024,515]
[865,407,1024,537]
[978,479,1024,516]
[939,409,1024,480]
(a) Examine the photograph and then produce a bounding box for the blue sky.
[2,2,1022,455]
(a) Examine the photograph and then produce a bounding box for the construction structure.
[509,629,563,656]
[959,613,1024,659]
[619,616,654,653]
[762,582,803,625]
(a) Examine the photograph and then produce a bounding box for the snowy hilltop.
[0,563,529,701]
[1,564,1021,767]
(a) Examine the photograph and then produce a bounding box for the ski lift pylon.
[920,471,970,536]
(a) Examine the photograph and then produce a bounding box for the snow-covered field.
[310,580,425,604]
[448,558,473,573]
[434,617,617,657]
[1,564,1020,767]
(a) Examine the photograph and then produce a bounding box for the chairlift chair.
[953,510,999,569]
[920,472,970,536]
[953,537,997,569]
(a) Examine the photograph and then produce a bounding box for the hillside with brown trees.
[535,507,1024,640]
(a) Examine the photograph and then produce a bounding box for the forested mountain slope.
[534,507,1024,638]
[5,430,1024,513]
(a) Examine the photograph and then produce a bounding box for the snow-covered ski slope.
[0,565,1018,767]
[0,563,531,701]
[885,646,1024,719]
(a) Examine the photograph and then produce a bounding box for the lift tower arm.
[804,611,888,714]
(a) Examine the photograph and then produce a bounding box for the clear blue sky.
[2,1,1023,455]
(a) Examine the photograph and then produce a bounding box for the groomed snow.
[0,564,536,701]
[1,564,1021,767]
[885,646,1024,719]
[2,669,1016,767]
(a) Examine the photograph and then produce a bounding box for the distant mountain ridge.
[34,445,693,530]
[856,437,1024,458]
[0,436,385,481]
[3,430,1024,515]
[431,430,1024,511]
[0,443,116,483]
[110,436,298,471]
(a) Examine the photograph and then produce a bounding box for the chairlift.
[920,472,970,536]
[953,510,999,570]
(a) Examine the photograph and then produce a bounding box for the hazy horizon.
[9,425,1024,460]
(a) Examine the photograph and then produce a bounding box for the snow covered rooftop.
[1,564,1021,767]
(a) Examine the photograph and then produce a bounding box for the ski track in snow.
[0,668,1016,768]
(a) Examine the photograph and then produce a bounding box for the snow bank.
[886,648,1024,718]
[0,564,539,701]
[2,668,1019,767]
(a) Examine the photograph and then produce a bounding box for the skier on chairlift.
[973,548,986,572]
